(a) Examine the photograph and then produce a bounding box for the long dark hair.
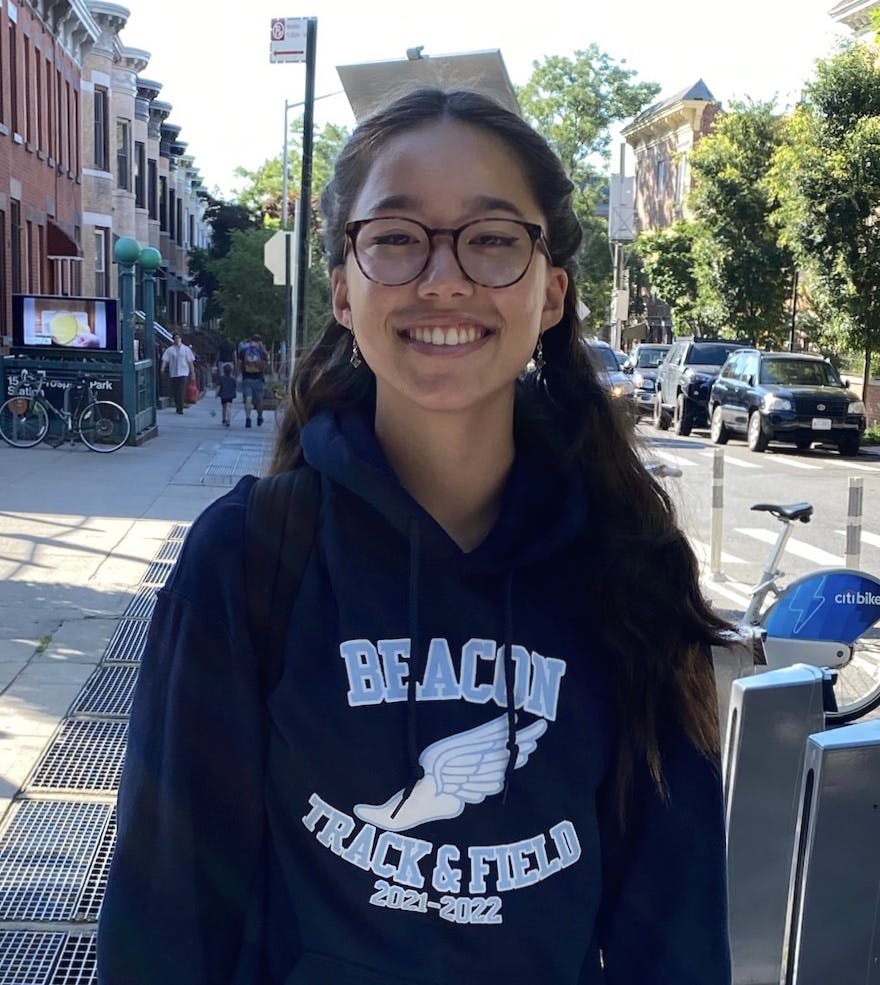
[270,87,728,814]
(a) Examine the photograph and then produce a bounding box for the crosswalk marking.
[690,538,748,566]
[698,449,761,469]
[654,449,698,469]
[736,527,842,567]
[835,529,880,549]
[769,456,822,470]
[823,458,880,473]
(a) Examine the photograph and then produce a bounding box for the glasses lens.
[458,219,537,287]
[353,218,429,285]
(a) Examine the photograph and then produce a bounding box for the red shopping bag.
[185,378,199,405]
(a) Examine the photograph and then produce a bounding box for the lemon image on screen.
[49,313,81,344]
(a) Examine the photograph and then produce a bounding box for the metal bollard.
[724,664,827,985]
[844,476,863,570]
[710,447,724,580]
[781,720,880,984]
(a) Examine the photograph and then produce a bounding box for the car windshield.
[759,358,841,387]
[635,347,668,368]
[587,346,620,373]
[690,343,743,366]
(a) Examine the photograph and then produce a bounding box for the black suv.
[654,337,751,435]
[708,349,866,456]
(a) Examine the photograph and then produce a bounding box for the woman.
[99,88,730,984]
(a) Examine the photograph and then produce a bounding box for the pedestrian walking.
[238,332,269,427]
[217,363,236,427]
[160,333,195,415]
[99,88,731,985]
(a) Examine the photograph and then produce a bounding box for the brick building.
[0,0,210,348]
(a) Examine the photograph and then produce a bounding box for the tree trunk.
[864,343,873,410]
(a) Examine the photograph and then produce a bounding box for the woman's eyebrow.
[363,194,528,218]
[465,195,527,218]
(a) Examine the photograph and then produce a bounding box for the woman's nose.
[416,239,474,298]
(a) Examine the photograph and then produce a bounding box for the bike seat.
[751,502,814,523]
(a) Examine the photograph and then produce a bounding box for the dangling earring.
[533,333,545,371]
[350,333,362,368]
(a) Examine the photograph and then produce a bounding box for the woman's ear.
[331,267,352,329]
[540,267,568,331]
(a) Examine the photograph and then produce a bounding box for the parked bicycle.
[0,368,131,453]
[735,501,880,724]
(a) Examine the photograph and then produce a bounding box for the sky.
[117,0,853,199]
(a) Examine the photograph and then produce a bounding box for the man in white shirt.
[160,334,196,414]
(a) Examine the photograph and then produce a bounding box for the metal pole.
[845,476,863,570]
[281,100,290,229]
[710,447,725,579]
[294,17,317,356]
[789,269,799,353]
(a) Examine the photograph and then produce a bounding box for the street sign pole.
[295,17,317,357]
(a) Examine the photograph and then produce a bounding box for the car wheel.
[838,433,861,457]
[653,393,670,431]
[747,411,769,453]
[673,393,692,436]
[709,404,729,445]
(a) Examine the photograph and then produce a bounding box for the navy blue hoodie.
[99,404,730,985]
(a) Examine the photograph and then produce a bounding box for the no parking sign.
[270,17,307,63]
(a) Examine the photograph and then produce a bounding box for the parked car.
[654,337,752,435]
[623,343,671,418]
[584,338,635,405]
[707,349,866,456]
[613,348,628,369]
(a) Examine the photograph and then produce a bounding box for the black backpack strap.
[245,466,321,693]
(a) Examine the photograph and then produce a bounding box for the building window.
[10,200,21,294]
[72,87,79,175]
[25,221,33,292]
[23,37,31,144]
[134,141,146,207]
[95,228,108,296]
[46,57,53,158]
[159,175,167,230]
[0,213,7,331]
[94,86,108,170]
[176,199,183,246]
[189,213,195,249]
[148,159,158,219]
[117,119,131,190]
[9,25,18,135]
[656,158,666,187]
[168,190,176,240]
[36,51,44,152]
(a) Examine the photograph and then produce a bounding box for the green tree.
[770,44,880,393]
[518,48,660,327]
[687,100,794,346]
[634,221,705,333]
[188,199,256,321]
[211,229,286,345]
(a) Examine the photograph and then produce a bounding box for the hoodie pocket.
[285,951,439,985]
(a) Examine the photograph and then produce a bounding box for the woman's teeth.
[408,326,483,346]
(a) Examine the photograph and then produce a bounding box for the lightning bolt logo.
[786,577,826,634]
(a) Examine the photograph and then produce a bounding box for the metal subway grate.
[121,584,157,620]
[52,933,97,985]
[167,522,190,540]
[0,931,67,985]
[0,801,112,922]
[75,811,115,923]
[27,720,128,795]
[69,666,138,719]
[103,619,149,663]
[201,443,269,486]
[154,537,184,562]
[140,559,174,586]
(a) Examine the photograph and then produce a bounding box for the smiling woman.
[99,88,733,985]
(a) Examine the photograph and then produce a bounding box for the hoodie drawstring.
[391,518,426,820]
[501,572,518,804]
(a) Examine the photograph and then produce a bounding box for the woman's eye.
[372,233,418,247]
[469,234,517,248]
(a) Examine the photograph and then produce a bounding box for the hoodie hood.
[300,400,589,573]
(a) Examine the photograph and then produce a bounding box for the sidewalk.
[0,393,275,822]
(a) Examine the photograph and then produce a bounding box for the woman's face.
[332,118,567,422]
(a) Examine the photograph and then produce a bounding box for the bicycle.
[734,500,880,724]
[0,368,131,453]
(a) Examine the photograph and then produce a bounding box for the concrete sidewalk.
[0,392,276,823]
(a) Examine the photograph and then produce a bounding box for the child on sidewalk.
[216,363,236,427]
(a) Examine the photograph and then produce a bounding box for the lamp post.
[138,246,162,408]
[114,236,141,442]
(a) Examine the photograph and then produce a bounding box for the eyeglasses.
[344,216,550,288]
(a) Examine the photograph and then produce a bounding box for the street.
[635,422,880,613]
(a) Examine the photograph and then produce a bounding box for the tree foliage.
[769,44,880,389]
[635,221,704,333]
[687,101,794,345]
[518,47,660,327]
[211,229,286,345]
[188,198,257,321]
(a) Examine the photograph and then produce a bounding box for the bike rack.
[781,720,880,985]
[724,664,827,985]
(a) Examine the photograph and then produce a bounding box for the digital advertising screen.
[11,294,119,351]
